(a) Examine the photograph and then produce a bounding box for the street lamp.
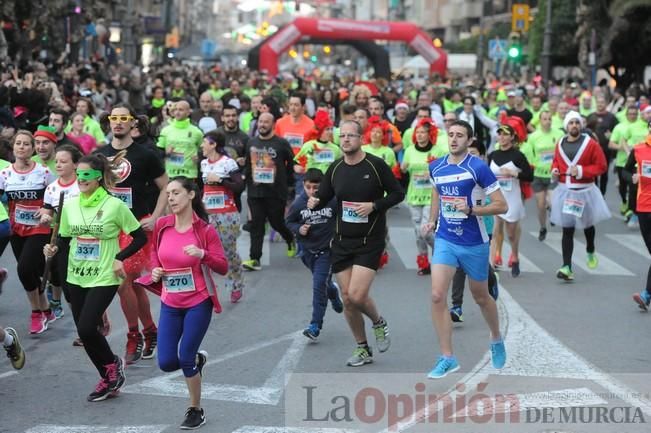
[541,0,553,84]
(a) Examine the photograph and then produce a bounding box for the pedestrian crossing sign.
[488,39,507,60]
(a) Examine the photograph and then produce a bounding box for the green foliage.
[528,0,579,66]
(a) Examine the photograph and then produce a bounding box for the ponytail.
[81,150,128,190]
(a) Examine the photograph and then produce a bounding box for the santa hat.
[306,109,333,142]
[33,125,58,143]
[411,118,439,146]
[394,100,409,111]
[563,111,583,130]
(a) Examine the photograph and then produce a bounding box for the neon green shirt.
[157,118,204,178]
[65,115,106,144]
[362,145,397,169]
[402,146,440,205]
[443,99,463,114]
[611,122,632,167]
[240,111,253,133]
[523,128,564,178]
[295,140,342,174]
[59,194,140,288]
[32,155,57,174]
[0,159,10,170]
[209,89,226,101]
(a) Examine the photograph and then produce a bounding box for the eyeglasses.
[108,115,134,123]
[340,133,360,139]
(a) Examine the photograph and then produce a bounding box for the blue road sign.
[488,39,507,60]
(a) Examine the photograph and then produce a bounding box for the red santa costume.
[550,111,611,229]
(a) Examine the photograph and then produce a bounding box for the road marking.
[606,233,648,257]
[533,231,635,276]
[237,231,270,266]
[25,425,168,433]
[0,371,18,379]
[497,241,544,273]
[232,427,360,433]
[388,227,418,269]
[122,331,306,405]
[379,286,651,432]
[452,387,606,418]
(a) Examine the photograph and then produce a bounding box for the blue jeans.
[301,249,338,328]
[158,297,212,377]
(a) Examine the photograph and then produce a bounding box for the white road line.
[533,231,635,276]
[498,241,544,273]
[25,425,168,433]
[388,227,418,269]
[606,233,648,257]
[452,387,607,418]
[380,286,651,432]
[0,370,18,379]
[237,231,270,266]
[122,331,306,405]
[232,427,360,433]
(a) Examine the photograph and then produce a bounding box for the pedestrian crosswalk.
[382,227,646,278]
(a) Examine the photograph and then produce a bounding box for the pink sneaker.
[230,289,243,303]
[29,312,47,334]
[45,309,57,324]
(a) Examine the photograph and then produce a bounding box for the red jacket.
[552,134,607,187]
[631,140,651,213]
[135,213,228,314]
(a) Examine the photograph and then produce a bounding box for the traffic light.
[507,32,522,63]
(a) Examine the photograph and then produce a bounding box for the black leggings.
[10,234,49,292]
[638,213,651,294]
[451,265,497,308]
[247,196,293,261]
[67,283,119,376]
[616,167,629,204]
[562,226,595,268]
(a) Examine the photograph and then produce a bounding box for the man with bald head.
[242,112,297,271]
[191,91,221,132]
[157,99,204,179]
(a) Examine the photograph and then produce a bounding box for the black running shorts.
[330,235,385,273]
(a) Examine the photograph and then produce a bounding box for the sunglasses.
[108,115,135,123]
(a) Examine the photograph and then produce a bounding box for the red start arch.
[258,17,447,77]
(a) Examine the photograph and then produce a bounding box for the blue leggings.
[158,297,212,378]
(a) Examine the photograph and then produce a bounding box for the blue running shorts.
[432,237,489,281]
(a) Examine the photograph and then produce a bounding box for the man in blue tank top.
[422,120,508,379]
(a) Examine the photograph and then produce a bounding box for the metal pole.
[123,0,135,64]
[476,0,487,76]
[541,0,553,85]
[589,28,597,87]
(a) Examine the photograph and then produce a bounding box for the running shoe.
[427,356,460,379]
[489,274,499,301]
[586,253,598,269]
[44,309,57,324]
[180,407,206,430]
[329,283,344,314]
[346,346,373,367]
[491,339,507,369]
[538,227,547,241]
[511,261,520,278]
[287,241,297,258]
[633,291,651,312]
[104,356,126,393]
[627,214,639,229]
[372,318,391,352]
[50,300,64,320]
[416,254,431,275]
[87,377,111,402]
[242,259,261,271]
[0,267,7,295]
[230,288,243,303]
[556,265,574,281]
[449,306,464,323]
[302,323,320,341]
[196,350,208,377]
[3,327,25,370]
[494,255,503,268]
[29,312,47,334]
[620,202,629,215]
[73,337,84,347]
[142,327,158,360]
[125,331,143,364]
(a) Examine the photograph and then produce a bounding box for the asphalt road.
[1,185,650,433]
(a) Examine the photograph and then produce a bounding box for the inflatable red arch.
[257,17,447,77]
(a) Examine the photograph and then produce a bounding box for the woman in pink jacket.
[149,176,228,429]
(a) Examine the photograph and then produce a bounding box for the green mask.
[76,168,103,181]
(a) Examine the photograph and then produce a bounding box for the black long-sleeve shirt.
[316,153,404,239]
[488,147,534,182]
[244,135,294,201]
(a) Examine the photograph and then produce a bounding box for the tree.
[528,0,579,67]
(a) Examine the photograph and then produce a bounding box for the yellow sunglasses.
[108,115,135,123]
